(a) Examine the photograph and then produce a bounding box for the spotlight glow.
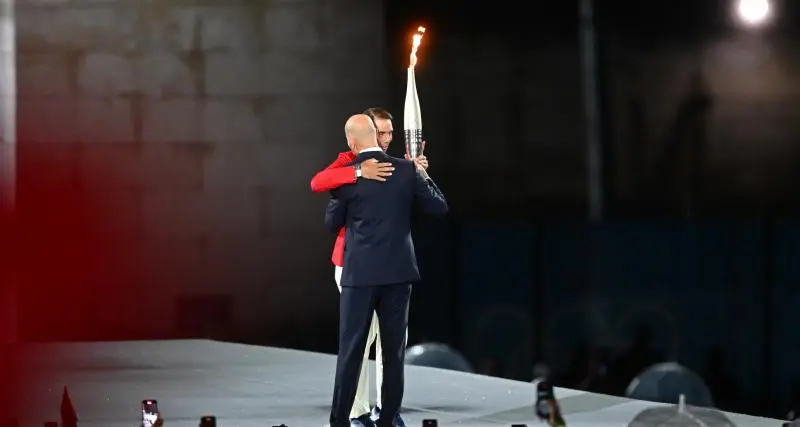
[736,0,771,27]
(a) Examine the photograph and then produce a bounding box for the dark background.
[8,0,800,421]
[386,0,800,418]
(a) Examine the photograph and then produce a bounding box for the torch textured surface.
[404,67,423,160]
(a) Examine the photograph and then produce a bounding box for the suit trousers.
[330,280,411,427]
[334,265,381,419]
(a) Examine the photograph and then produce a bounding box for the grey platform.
[19,339,780,426]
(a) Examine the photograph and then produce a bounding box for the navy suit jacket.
[324,149,448,287]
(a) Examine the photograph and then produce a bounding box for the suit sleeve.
[310,154,357,192]
[413,169,449,218]
[324,195,347,234]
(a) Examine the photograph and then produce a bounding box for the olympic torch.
[404,26,425,160]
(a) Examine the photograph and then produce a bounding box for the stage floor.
[18,339,779,426]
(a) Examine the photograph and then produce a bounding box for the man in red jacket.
[311,107,427,427]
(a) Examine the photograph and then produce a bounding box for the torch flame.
[409,26,426,69]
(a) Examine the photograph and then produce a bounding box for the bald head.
[344,114,378,152]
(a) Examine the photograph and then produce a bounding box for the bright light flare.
[408,26,426,69]
[736,0,772,27]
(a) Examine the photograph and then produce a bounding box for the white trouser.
[335,265,382,419]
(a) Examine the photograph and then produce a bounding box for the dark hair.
[363,107,393,122]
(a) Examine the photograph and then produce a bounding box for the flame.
[409,26,426,69]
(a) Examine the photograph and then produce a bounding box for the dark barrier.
[414,220,800,416]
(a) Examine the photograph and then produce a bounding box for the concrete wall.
[395,31,800,212]
[0,0,13,206]
[406,35,587,206]
[16,0,387,340]
[0,0,16,345]
[607,36,800,202]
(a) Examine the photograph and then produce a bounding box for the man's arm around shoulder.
[310,152,357,192]
[311,152,394,192]
[324,192,347,234]
[412,165,449,217]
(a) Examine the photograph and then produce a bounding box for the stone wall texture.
[0,0,14,207]
[15,0,387,340]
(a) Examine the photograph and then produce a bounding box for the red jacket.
[310,151,357,267]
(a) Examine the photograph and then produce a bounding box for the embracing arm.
[413,169,449,217]
[324,194,347,234]
[310,153,357,193]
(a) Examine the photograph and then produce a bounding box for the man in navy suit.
[325,114,448,427]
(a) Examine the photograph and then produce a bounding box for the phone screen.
[141,400,158,427]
